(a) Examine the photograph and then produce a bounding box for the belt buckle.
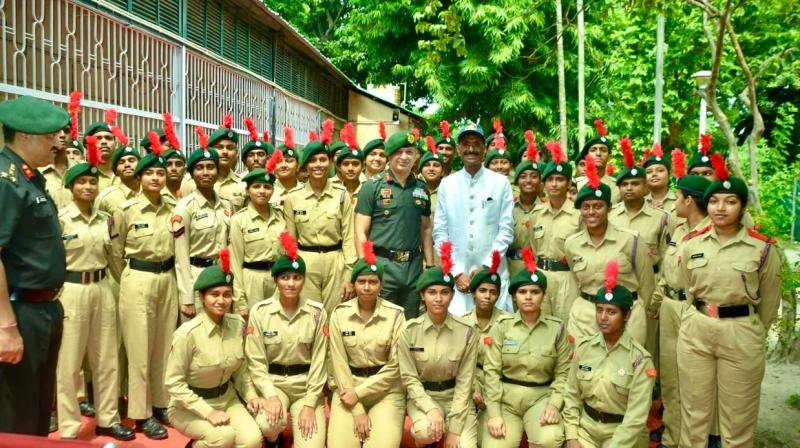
[395,251,410,262]
[543,259,552,270]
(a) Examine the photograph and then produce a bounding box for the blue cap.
[458,122,484,142]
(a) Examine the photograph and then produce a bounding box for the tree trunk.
[577,0,586,148]
[556,0,568,151]
[653,14,665,145]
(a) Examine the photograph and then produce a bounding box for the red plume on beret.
[338,124,349,144]
[620,137,635,169]
[521,247,537,275]
[279,231,299,262]
[68,91,81,142]
[440,120,451,139]
[493,118,503,135]
[321,119,334,145]
[244,117,259,143]
[710,153,728,182]
[606,162,615,176]
[308,130,318,142]
[492,118,506,150]
[363,240,377,267]
[284,128,295,149]
[222,113,233,130]
[671,148,686,179]
[110,126,129,148]
[489,250,501,275]
[163,113,180,150]
[85,135,101,167]
[699,133,712,154]
[605,261,619,295]
[105,108,118,129]
[439,241,454,276]
[343,122,358,150]
[594,118,607,138]
[524,130,538,162]
[425,135,436,153]
[652,143,663,159]
[262,130,270,143]
[219,247,231,275]
[412,127,420,142]
[265,149,283,175]
[585,155,600,189]
[148,131,164,157]
[546,140,566,165]
[640,148,651,167]
[195,127,209,150]
[379,121,387,141]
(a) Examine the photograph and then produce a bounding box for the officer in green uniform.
[355,130,435,318]
[0,96,69,435]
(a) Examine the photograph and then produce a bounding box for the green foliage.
[787,394,800,410]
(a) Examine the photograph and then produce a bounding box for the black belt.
[664,286,687,301]
[268,363,311,376]
[129,258,175,273]
[653,264,660,274]
[584,403,624,424]
[694,300,750,318]
[189,382,229,399]
[506,248,523,260]
[537,258,570,272]
[297,242,342,253]
[64,269,107,284]
[501,375,552,388]
[581,291,638,302]
[422,378,456,392]
[190,257,215,268]
[349,364,384,377]
[476,362,484,370]
[11,287,61,303]
[243,260,275,271]
[374,246,420,263]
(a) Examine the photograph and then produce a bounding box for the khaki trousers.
[299,249,346,318]
[169,386,265,448]
[407,389,478,447]
[327,390,406,448]
[481,383,565,448]
[677,307,765,448]
[567,296,646,346]
[56,278,119,437]
[118,267,177,419]
[254,387,326,448]
[572,413,648,448]
[658,298,687,447]
[241,267,276,311]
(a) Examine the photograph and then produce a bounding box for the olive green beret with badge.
[468,250,502,293]
[508,247,548,295]
[271,231,307,277]
[207,114,239,147]
[416,241,455,293]
[194,248,234,292]
[643,144,670,170]
[0,96,69,135]
[703,153,749,206]
[336,147,363,165]
[187,148,220,172]
[134,131,168,177]
[435,120,455,147]
[541,140,572,181]
[241,117,274,161]
[615,137,646,185]
[578,118,612,162]
[688,133,714,172]
[140,128,166,152]
[111,145,142,171]
[385,130,418,158]
[162,149,186,162]
[350,241,385,283]
[64,134,103,188]
[574,155,611,207]
[594,261,633,311]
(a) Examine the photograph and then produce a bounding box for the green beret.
[111,146,141,172]
[163,149,186,161]
[241,140,274,161]
[385,131,418,158]
[299,141,328,167]
[336,147,363,165]
[418,150,444,170]
[193,265,233,292]
[615,165,646,185]
[468,268,502,293]
[574,181,612,208]
[140,128,166,151]
[484,133,497,146]
[277,144,299,160]
[83,121,111,138]
[579,135,612,162]
[643,153,670,170]
[208,127,239,147]
[362,138,385,157]
[350,257,385,283]
[515,143,528,165]
[271,254,306,277]
[594,284,633,311]
[513,159,542,184]
[484,149,514,168]
[187,148,220,173]
[134,152,167,177]
[328,141,347,156]
[0,96,70,135]
[703,175,748,207]
[415,266,455,293]
[242,167,276,186]
[435,136,455,147]
[688,151,713,172]
[508,268,548,296]
[67,138,84,154]
[63,162,99,188]
[541,161,573,182]
[676,175,710,199]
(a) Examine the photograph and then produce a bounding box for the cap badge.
[443,274,451,282]
[631,168,638,176]
[605,292,614,301]
[351,150,358,155]
[490,274,497,281]
[227,131,234,138]
[90,167,97,174]
[407,134,416,144]
[291,261,300,269]
[203,151,211,158]
[256,141,261,147]
[370,265,377,272]
[531,274,538,282]
[556,165,563,172]
[594,190,603,198]
[702,156,709,162]
[225,274,232,283]
[723,180,731,189]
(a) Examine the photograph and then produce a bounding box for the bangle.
[0,321,17,330]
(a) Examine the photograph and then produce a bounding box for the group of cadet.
[0,94,783,448]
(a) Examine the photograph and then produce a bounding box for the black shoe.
[96,423,136,441]
[265,433,284,448]
[79,401,96,417]
[152,406,171,426]
[136,417,168,440]
[118,397,128,418]
[49,412,58,433]
[708,435,722,448]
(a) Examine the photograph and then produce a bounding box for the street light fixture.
[692,70,712,138]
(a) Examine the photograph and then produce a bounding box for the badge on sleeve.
[578,364,592,372]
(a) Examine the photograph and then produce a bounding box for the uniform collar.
[591,330,633,352]
[511,312,545,330]
[2,147,46,185]
[384,168,416,189]
[706,225,756,248]
[136,193,168,212]
[191,189,222,209]
[199,312,225,336]
[344,298,390,324]
[119,181,140,198]
[614,201,655,219]
[65,202,104,223]
[218,169,241,186]
[264,293,311,320]
[422,313,453,332]
[246,202,278,224]
[301,178,334,199]
[580,223,618,246]
[465,308,505,331]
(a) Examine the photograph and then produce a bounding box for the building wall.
[347,90,414,145]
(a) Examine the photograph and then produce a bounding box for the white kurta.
[433,166,514,314]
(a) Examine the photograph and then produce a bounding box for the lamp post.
[692,70,712,139]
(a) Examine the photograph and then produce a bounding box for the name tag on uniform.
[668,241,677,247]
[35,196,48,204]
[690,253,704,259]
[573,256,584,263]
[247,228,261,234]
[579,364,592,372]
[533,225,543,232]
[134,223,149,230]
[264,330,278,337]
[503,339,518,346]
[412,188,429,200]
[380,188,393,199]
[62,233,78,241]
[382,199,392,205]
[194,212,209,220]
[409,347,424,352]
[342,331,356,336]
[294,210,307,216]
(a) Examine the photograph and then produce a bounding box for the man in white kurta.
[433,122,514,314]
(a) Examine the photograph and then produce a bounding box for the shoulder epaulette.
[251,298,274,310]
[632,354,644,370]
[177,317,203,334]
[57,207,71,219]
[404,315,424,329]
[286,184,304,194]
[617,226,640,238]
[96,209,112,220]
[496,312,514,322]
[747,228,776,244]
[96,186,118,200]
[683,224,712,241]
[305,299,323,309]
[381,299,405,313]
[121,198,138,210]
[0,161,18,184]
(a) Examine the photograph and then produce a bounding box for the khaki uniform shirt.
[112,195,176,273]
[530,201,582,261]
[609,202,670,268]
[460,309,512,398]
[270,180,303,210]
[576,175,621,204]
[41,160,76,209]
[679,226,782,327]
[97,182,139,216]
[229,203,286,310]
[173,191,232,306]
[564,225,655,308]
[563,332,655,446]
[96,167,117,192]
[165,313,259,418]
[397,314,478,434]
[329,298,406,414]
[646,190,676,214]
[510,200,538,253]
[283,180,357,272]
[162,186,183,203]
[182,170,246,211]
[58,203,113,272]
[484,314,571,418]
[245,296,327,407]
[651,217,710,308]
